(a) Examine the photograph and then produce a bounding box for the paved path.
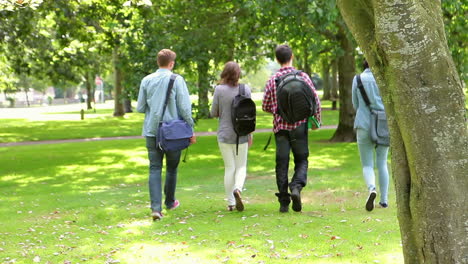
[0,126,337,147]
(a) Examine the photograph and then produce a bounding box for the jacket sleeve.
[262,79,274,113]
[136,79,147,113]
[175,76,195,127]
[352,77,359,111]
[210,86,220,118]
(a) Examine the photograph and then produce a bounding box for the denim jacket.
[352,69,385,131]
[137,69,194,137]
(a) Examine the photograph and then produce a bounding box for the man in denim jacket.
[137,49,196,221]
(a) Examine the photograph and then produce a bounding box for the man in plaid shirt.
[262,44,321,213]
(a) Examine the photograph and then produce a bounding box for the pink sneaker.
[151,211,163,221]
[168,200,180,210]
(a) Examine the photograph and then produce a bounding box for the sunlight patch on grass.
[0,173,24,182]
[116,242,212,264]
[1,173,54,186]
[180,185,202,191]
[311,156,346,169]
[190,154,220,161]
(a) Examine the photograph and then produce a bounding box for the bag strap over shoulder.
[161,74,178,120]
[356,74,371,108]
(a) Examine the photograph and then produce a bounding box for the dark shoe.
[291,188,302,212]
[275,192,290,213]
[366,190,377,211]
[233,189,244,212]
[279,204,289,213]
[227,205,235,211]
[151,211,163,221]
[379,202,388,208]
[168,200,180,210]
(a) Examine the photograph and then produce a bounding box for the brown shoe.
[233,189,244,212]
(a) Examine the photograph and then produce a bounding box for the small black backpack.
[275,70,317,123]
[231,84,256,154]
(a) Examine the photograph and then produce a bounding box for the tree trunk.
[303,46,311,76]
[331,59,339,110]
[330,24,356,142]
[123,93,133,113]
[113,46,125,117]
[24,88,30,107]
[196,60,210,119]
[337,1,468,263]
[331,59,339,100]
[321,59,331,100]
[85,72,93,110]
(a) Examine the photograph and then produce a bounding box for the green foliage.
[442,0,467,81]
[0,130,402,263]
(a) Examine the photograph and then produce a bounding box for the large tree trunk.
[113,46,125,117]
[330,24,356,142]
[337,1,468,263]
[321,59,331,100]
[196,60,210,119]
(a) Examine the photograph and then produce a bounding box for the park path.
[0,125,337,147]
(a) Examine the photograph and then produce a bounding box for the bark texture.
[321,59,331,100]
[337,1,468,263]
[197,60,210,119]
[330,24,356,142]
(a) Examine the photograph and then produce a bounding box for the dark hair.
[157,49,176,67]
[220,61,241,86]
[275,44,293,65]
[362,59,369,70]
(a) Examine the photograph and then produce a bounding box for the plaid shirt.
[262,66,322,133]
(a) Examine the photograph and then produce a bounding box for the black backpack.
[231,84,256,154]
[275,70,317,123]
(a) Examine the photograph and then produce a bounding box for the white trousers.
[218,142,248,205]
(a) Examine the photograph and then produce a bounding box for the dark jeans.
[146,137,181,212]
[274,123,309,201]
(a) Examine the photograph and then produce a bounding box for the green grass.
[0,130,402,263]
[0,100,339,143]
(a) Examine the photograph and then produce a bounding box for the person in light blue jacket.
[352,59,390,211]
[137,49,196,221]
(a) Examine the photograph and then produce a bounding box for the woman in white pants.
[210,61,252,211]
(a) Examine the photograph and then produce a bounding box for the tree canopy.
[0,1,465,117]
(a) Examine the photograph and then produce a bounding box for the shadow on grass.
[0,130,401,263]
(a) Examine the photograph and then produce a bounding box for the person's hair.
[157,49,176,67]
[362,59,369,70]
[220,61,241,86]
[275,44,293,65]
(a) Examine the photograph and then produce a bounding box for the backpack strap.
[263,133,272,151]
[235,83,245,156]
[161,74,178,120]
[356,74,371,108]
